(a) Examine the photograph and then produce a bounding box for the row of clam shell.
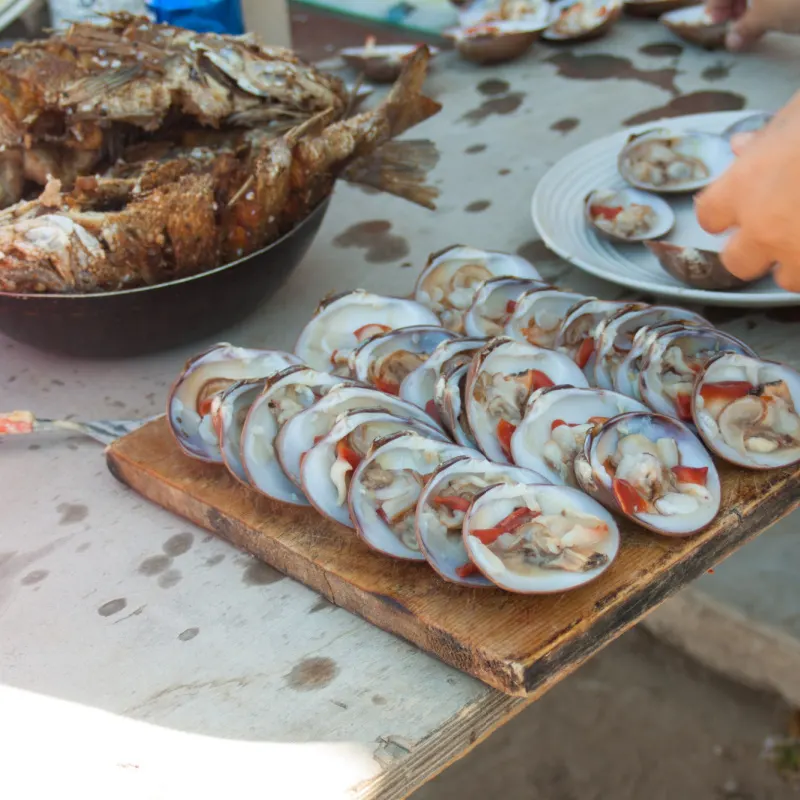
[165,245,800,595]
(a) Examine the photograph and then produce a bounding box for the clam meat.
[349,325,458,395]
[639,327,756,422]
[585,188,675,242]
[415,245,541,332]
[505,289,588,349]
[543,0,622,42]
[511,386,648,485]
[693,353,800,469]
[300,410,446,530]
[416,456,548,586]
[580,412,721,535]
[463,276,550,338]
[463,482,619,593]
[349,433,478,560]
[465,338,589,463]
[294,290,440,374]
[167,344,301,463]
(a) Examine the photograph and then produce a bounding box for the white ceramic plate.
[531,110,798,307]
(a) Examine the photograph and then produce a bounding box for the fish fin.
[380,46,442,138]
[341,139,440,210]
[63,66,142,106]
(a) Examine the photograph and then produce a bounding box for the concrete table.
[2,13,800,799]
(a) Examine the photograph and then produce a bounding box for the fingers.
[730,131,757,156]
[720,230,774,281]
[695,178,737,235]
[726,7,768,50]
[772,262,800,292]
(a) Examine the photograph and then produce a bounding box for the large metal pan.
[0,198,331,359]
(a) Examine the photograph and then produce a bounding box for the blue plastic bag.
[147,0,245,35]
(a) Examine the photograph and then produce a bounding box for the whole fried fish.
[0,47,442,295]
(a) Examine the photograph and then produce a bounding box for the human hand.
[695,92,800,291]
[706,0,800,49]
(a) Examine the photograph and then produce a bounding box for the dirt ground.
[416,628,798,800]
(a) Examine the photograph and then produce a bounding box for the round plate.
[531,110,797,307]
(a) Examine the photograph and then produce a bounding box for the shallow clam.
[213,380,267,485]
[463,276,550,338]
[660,5,727,49]
[645,241,753,291]
[585,187,675,243]
[446,19,549,65]
[576,412,721,536]
[542,0,623,42]
[434,361,480,448]
[692,353,800,469]
[462,482,619,593]
[618,128,734,194]
[505,288,588,349]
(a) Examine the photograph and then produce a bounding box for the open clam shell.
[692,353,800,470]
[553,298,626,383]
[660,5,727,49]
[300,410,446,530]
[447,20,547,65]
[434,361,480,448]
[167,344,301,463]
[416,456,548,587]
[723,112,772,140]
[465,338,589,463]
[349,325,458,395]
[415,245,541,333]
[463,482,619,593]
[645,242,752,291]
[240,366,351,506]
[340,42,438,83]
[213,380,266,486]
[511,386,648,484]
[294,290,440,374]
[542,0,623,42]
[505,289,588,348]
[618,128,734,194]
[623,0,700,19]
[463,276,550,338]
[639,327,756,422]
[349,433,478,560]
[585,188,675,243]
[275,384,446,489]
[399,336,486,418]
[578,412,721,536]
[593,304,710,391]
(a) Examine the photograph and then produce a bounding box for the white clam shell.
[505,288,588,348]
[542,0,622,42]
[463,277,550,338]
[723,112,773,140]
[463,482,619,593]
[434,361,479,448]
[585,187,675,243]
[214,380,266,486]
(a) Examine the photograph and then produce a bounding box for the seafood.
[543,0,623,42]
[435,361,480,448]
[511,386,647,484]
[300,410,446,529]
[463,276,550,338]
[294,291,440,375]
[213,380,267,485]
[618,129,733,193]
[414,245,541,333]
[399,336,486,418]
[585,188,674,243]
[660,5,728,49]
[349,326,457,394]
[639,327,756,422]
[167,344,300,462]
[577,412,721,535]
[645,242,752,291]
[505,289,588,349]
[0,44,441,293]
[275,384,445,488]
[463,482,618,593]
[622,0,700,17]
[241,366,351,506]
[693,353,800,469]
[350,432,478,559]
[723,113,772,140]
[340,38,440,83]
[592,305,709,390]
[416,456,547,586]
[465,338,588,463]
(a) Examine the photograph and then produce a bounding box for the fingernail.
[726,30,744,50]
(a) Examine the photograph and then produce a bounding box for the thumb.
[726,9,768,50]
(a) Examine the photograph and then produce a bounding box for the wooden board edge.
[106,445,532,696]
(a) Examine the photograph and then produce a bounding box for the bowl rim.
[0,195,331,302]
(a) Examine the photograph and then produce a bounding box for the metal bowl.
[0,198,331,358]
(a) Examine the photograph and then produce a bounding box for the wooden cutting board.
[107,417,800,696]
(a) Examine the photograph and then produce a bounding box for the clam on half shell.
[660,5,727,49]
[416,456,548,587]
[463,482,619,593]
[542,0,623,43]
[505,289,588,349]
[723,112,773,140]
[576,411,721,536]
[645,241,753,291]
[213,379,267,486]
[294,290,440,375]
[618,128,734,193]
[447,20,548,65]
[167,344,301,463]
[339,42,439,83]
[463,276,550,338]
[692,353,800,469]
[585,187,675,243]
[349,433,479,560]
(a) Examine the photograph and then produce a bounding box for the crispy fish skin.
[0,47,441,294]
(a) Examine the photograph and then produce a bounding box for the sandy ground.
[416,628,798,800]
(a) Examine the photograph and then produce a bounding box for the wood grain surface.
[106,417,800,696]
